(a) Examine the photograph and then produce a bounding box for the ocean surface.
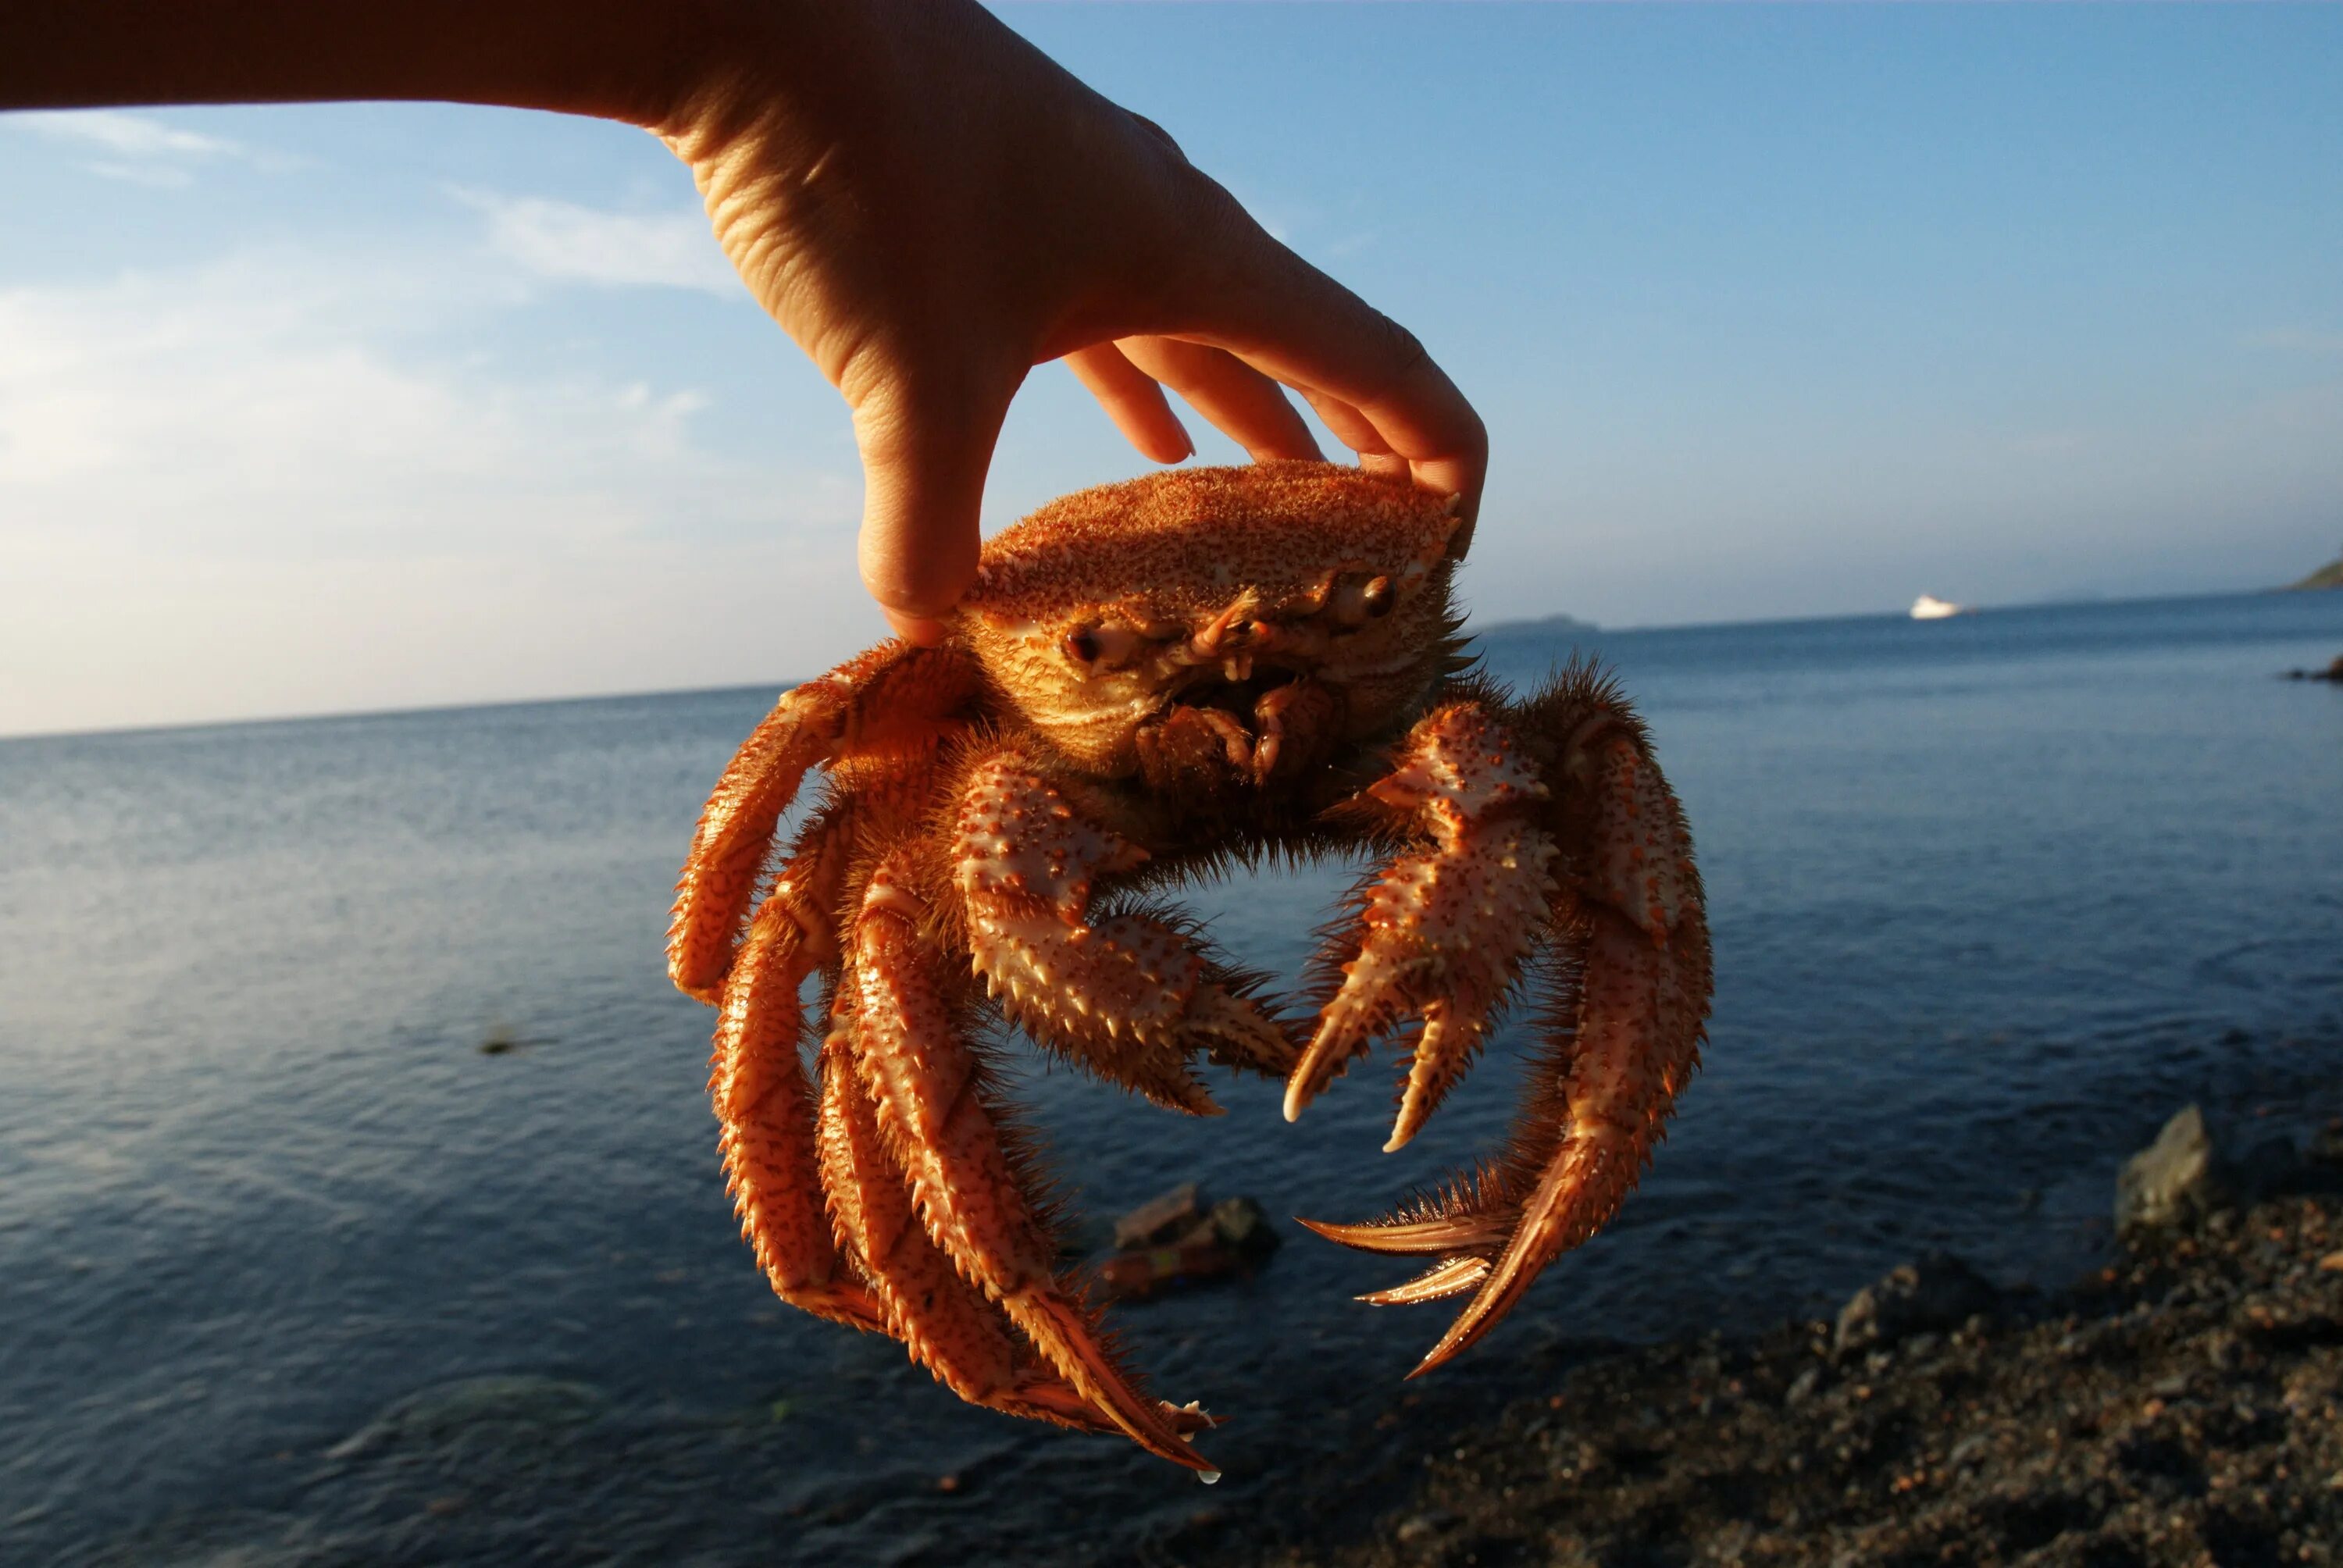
[5,591,2341,1564]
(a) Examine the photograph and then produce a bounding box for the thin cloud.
[0,248,865,738]
[6,108,301,182]
[13,108,243,159]
[452,187,742,298]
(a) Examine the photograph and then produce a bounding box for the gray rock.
[2116,1105,2246,1235]
[1833,1252,1999,1358]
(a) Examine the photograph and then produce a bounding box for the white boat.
[1910,594,1965,621]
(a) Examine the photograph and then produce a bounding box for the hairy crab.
[669,462,1710,1474]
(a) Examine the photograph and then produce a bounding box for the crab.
[668,461,1710,1476]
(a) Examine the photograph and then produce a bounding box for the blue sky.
[3,4,2339,736]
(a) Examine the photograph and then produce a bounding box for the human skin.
[1,0,1487,640]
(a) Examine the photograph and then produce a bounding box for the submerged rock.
[1833,1252,2001,1357]
[1111,1181,1204,1251]
[1094,1184,1280,1300]
[326,1375,606,1463]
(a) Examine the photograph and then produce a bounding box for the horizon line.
[0,583,2297,747]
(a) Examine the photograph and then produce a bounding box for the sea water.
[4,591,2340,1562]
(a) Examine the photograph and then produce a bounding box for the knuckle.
[1372,312,1432,384]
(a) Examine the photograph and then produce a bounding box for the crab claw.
[1283,704,1557,1151]
[1294,673,1710,1377]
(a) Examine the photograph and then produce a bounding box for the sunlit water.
[5,592,2340,1563]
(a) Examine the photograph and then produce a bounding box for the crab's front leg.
[1283,700,1562,1148]
[951,752,1295,1112]
[1288,671,1710,1374]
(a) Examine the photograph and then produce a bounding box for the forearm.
[0,0,807,128]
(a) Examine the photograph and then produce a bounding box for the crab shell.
[955,463,1467,777]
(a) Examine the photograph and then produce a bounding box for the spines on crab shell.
[968,462,1463,622]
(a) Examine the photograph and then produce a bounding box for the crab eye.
[1057,624,1148,671]
[1331,572,1399,627]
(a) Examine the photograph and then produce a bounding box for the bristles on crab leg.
[1417,698,1708,1377]
[1355,1256,1491,1307]
[1283,705,1557,1149]
[850,854,1219,1475]
[1413,906,1706,1375]
[710,864,884,1333]
[1294,1203,1515,1257]
[954,755,1296,1114]
[813,1003,1199,1437]
[669,643,975,1002]
[1296,678,1709,1380]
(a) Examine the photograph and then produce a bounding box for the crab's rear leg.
[709,817,884,1333]
[952,754,1295,1114]
[813,997,1208,1439]
[850,852,1218,1474]
[1291,674,1710,1374]
[669,641,975,1001]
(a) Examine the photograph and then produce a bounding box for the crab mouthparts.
[1164,669,1319,781]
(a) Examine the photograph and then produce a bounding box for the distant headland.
[1475,610,1599,641]
[2286,548,2343,590]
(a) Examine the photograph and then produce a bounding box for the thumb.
[849,369,1018,643]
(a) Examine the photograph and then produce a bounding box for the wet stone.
[1834,1252,2001,1358]
[2117,1105,2238,1236]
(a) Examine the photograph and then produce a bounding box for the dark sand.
[1158,1138,2343,1567]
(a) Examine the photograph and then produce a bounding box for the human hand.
[655,0,1485,641]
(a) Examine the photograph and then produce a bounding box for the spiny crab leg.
[669,642,974,1002]
[850,853,1220,1476]
[1295,672,1710,1377]
[1409,695,1709,1373]
[709,825,885,1334]
[954,754,1295,1114]
[814,998,1207,1438]
[1284,704,1560,1151]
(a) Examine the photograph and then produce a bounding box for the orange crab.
[668,462,1710,1475]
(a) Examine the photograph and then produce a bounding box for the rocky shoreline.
[1157,1116,2343,1568]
